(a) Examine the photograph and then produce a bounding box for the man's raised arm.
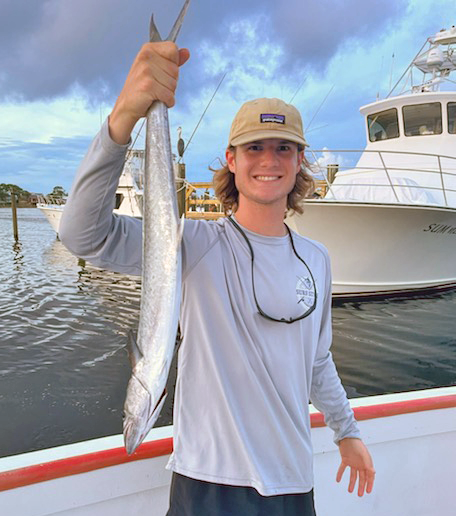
[59,43,190,274]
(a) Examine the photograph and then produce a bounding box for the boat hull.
[37,201,142,237]
[1,388,455,516]
[36,204,63,233]
[286,201,456,297]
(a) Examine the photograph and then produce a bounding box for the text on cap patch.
[260,114,285,124]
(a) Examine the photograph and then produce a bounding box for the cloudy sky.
[0,0,454,194]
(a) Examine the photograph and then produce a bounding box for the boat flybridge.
[287,26,456,297]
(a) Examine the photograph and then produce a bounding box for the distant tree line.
[0,183,31,202]
[0,184,68,205]
[48,186,67,199]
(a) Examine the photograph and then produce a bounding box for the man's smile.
[254,175,281,182]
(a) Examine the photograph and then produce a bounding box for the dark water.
[1,209,455,458]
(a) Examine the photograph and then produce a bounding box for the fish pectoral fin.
[148,389,167,424]
[177,214,185,248]
[127,329,143,369]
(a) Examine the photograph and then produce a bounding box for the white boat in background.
[37,149,145,234]
[287,26,456,297]
[1,386,455,515]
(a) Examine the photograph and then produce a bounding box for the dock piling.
[175,163,186,218]
[11,190,19,241]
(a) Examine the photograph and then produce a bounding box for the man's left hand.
[336,438,375,496]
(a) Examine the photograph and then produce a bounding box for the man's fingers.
[366,469,376,494]
[348,467,357,493]
[357,470,366,497]
[336,462,346,483]
[178,48,190,66]
[143,41,180,63]
[149,62,178,89]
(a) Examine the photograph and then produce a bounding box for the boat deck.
[1,387,455,516]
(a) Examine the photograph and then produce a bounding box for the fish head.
[123,374,168,455]
[123,414,149,455]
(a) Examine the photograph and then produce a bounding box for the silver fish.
[123,0,190,455]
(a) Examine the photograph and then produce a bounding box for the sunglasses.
[228,216,317,323]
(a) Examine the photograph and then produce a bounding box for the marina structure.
[287,26,456,297]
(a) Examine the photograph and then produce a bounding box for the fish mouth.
[123,388,168,455]
[123,419,145,455]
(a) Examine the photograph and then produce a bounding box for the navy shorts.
[166,473,317,516]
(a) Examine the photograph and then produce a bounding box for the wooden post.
[327,164,339,184]
[175,163,186,218]
[11,190,19,241]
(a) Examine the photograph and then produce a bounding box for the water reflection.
[12,241,24,271]
[42,238,81,269]
[332,288,456,397]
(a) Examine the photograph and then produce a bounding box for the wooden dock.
[183,179,330,219]
[185,182,225,220]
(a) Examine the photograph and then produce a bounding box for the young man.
[60,41,375,516]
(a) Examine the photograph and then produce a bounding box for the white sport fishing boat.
[287,26,456,297]
[37,149,145,234]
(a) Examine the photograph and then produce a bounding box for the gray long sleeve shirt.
[60,119,361,496]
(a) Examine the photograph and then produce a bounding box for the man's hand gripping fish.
[123,0,190,455]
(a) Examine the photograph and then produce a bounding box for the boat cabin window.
[402,102,442,136]
[115,193,124,210]
[367,108,399,142]
[448,102,456,134]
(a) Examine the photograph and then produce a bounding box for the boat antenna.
[385,39,428,98]
[178,71,227,163]
[127,72,226,163]
[129,119,146,153]
[305,123,329,135]
[389,52,395,92]
[377,55,384,100]
[305,85,334,132]
[288,76,307,104]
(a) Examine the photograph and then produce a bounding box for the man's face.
[226,139,304,210]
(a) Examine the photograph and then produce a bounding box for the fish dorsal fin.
[127,330,143,369]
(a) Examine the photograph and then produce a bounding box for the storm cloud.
[0,0,407,104]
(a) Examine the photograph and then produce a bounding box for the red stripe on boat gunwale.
[1,394,455,492]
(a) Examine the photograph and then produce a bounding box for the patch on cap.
[260,113,285,124]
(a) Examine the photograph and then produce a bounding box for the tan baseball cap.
[228,98,308,147]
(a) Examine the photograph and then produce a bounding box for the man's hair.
[211,145,315,215]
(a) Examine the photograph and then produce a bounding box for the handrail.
[36,195,67,206]
[310,149,456,161]
[1,393,454,492]
[306,148,456,205]
[184,182,224,219]
[307,148,338,199]
[315,183,456,193]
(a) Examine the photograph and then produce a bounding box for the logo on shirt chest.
[296,276,316,308]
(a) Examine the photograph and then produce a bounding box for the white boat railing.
[308,149,456,207]
[36,195,67,207]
